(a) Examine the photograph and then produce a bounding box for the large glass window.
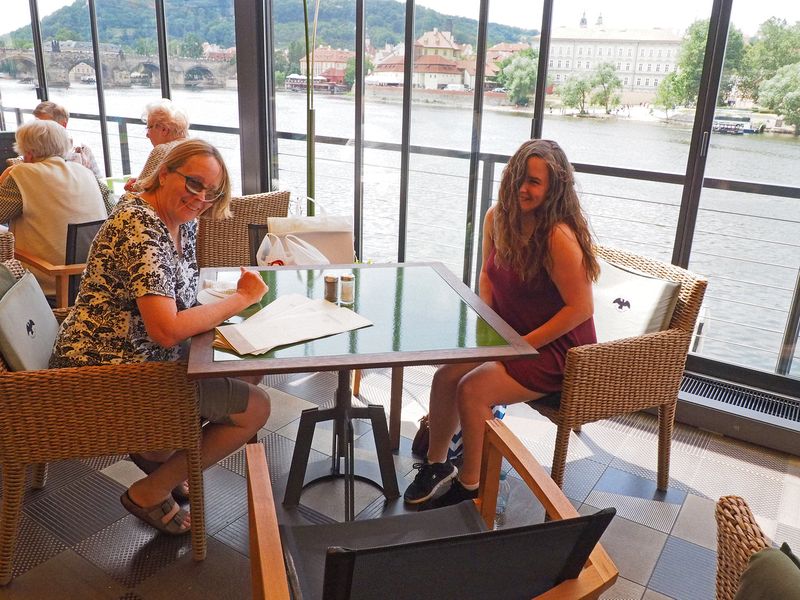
[689,2,800,376]
[0,2,42,131]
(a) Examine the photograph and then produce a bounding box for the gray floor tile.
[641,591,675,600]
[261,385,317,431]
[4,549,126,599]
[8,513,68,580]
[671,493,717,550]
[600,576,645,600]
[132,538,251,600]
[647,537,716,600]
[580,507,667,587]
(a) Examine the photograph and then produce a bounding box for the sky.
[2,0,800,37]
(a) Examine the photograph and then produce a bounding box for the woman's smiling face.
[518,156,550,213]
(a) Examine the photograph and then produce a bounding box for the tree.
[134,38,157,56]
[590,62,622,114]
[558,75,593,114]
[674,19,745,106]
[654,72,682,119]
[500,49,538,106]
[180,33,204,59]
[739,18,800,102]
[344,55,374,89]
[759,63,800,136]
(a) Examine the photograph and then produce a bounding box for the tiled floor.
[2,366,798,599]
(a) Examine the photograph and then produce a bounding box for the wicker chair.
[715,495,770,600]
[246,419,619,600]
[196,191,290,268]
[0,234,206,584]
[528,245,707,490]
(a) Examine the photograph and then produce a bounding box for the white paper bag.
[267,215,355,264]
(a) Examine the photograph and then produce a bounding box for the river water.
[1,80,798,374]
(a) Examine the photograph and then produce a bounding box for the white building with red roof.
[300,46,355,77]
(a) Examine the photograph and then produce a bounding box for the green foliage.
[181,33,204,58]
[758,62,800,135]
[653,72,682,119]
[558,75,593,114]
[500,49,538,106]
[674,19,745,106]
[134,38,157,56]
[590,62,622,114]
[739,18,800,102]
[344,55,374,89]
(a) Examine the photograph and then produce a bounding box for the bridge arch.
[0,54,37,80]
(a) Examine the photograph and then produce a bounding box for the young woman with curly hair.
[404,139,599,508]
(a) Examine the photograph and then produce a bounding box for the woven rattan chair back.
[0,361,205,585]
[528,245,708,490]
[715,495,770,600]
[196,191,290,268]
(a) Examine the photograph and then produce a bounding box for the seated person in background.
[125,98,189,192]
[33,101,114,214]
[404,139,599,509]
[51,139,271,536]
[0,120,107,297]
[33,101,103,179]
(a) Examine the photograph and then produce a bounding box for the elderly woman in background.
[33,100,103,179]
[0,120,107,297]
[51,139,270,536]
[124,98,189,192]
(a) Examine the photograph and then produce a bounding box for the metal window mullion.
[461,0,490,286]
[264,0,278,188]
[353,0,366,259]
[531,0,554,139]
[397,0,416,262]
[87,0,112,177]
[671,0,733,267]
[154,0,171,98]
[28,0,48,100]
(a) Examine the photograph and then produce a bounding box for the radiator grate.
[680,374,800,423]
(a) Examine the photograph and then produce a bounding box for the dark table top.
[187,262,536,379]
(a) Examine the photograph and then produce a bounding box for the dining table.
[188,262,537,521]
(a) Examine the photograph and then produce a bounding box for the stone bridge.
[0,48,235,88]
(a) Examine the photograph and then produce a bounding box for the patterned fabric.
[69,143,103,179]
[50,193,199,367]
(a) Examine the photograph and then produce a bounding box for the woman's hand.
[124,177,137,192]
[236,267,268,305]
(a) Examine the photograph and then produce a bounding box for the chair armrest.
[245,444,292,600]
[716,495,770,600]
[14,247,86,277]
[479,420,619,599]
[558,328,692,423]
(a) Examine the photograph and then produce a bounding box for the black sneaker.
[421,480,479,511]
[403,461,457,504]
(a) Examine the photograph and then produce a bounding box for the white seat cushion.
[593,257,680,343]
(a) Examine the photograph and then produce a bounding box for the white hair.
[13,120,72,160]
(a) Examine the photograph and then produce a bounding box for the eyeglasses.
[173,170,221,203]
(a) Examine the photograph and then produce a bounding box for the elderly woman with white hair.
[124,98,190,192]
[0,120,107,298]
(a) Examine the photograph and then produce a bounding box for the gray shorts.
[197,377,250,424]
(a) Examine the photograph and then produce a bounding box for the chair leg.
[657,403,676,491]
[0,465,27,585]
[389,366,403,451]
[351,369,362,397]
[30,463,47,489]
[186,447,207,561]
[551,425,571,489]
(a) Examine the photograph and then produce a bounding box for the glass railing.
[2,105,798,378]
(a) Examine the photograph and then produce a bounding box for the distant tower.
[596,13,603,26]
[579,12,587,28]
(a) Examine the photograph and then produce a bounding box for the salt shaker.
[324,275,339,302]
[340,274,354,305]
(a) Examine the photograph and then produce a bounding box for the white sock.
[460,480,479,491]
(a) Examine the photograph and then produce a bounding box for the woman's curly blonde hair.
[493,139,598,283]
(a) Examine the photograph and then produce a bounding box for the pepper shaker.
[324,275,339,302]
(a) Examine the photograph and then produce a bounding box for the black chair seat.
[281,500,615,600]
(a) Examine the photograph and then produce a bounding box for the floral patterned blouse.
[50,193,199,367]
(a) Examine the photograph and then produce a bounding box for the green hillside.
[1,0,537,53]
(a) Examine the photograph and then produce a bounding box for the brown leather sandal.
[128,453,190,503]
[120,490,190,535]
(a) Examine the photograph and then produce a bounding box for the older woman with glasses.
[51,139,271,536]
[124,98,190,192]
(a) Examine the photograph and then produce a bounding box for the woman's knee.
[244,385,270,428]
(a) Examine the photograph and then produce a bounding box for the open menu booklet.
[213,293,373,356]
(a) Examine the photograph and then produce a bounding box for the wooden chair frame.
[246,419,618,600]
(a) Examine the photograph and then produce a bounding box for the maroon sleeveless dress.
[486,247,596,393]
